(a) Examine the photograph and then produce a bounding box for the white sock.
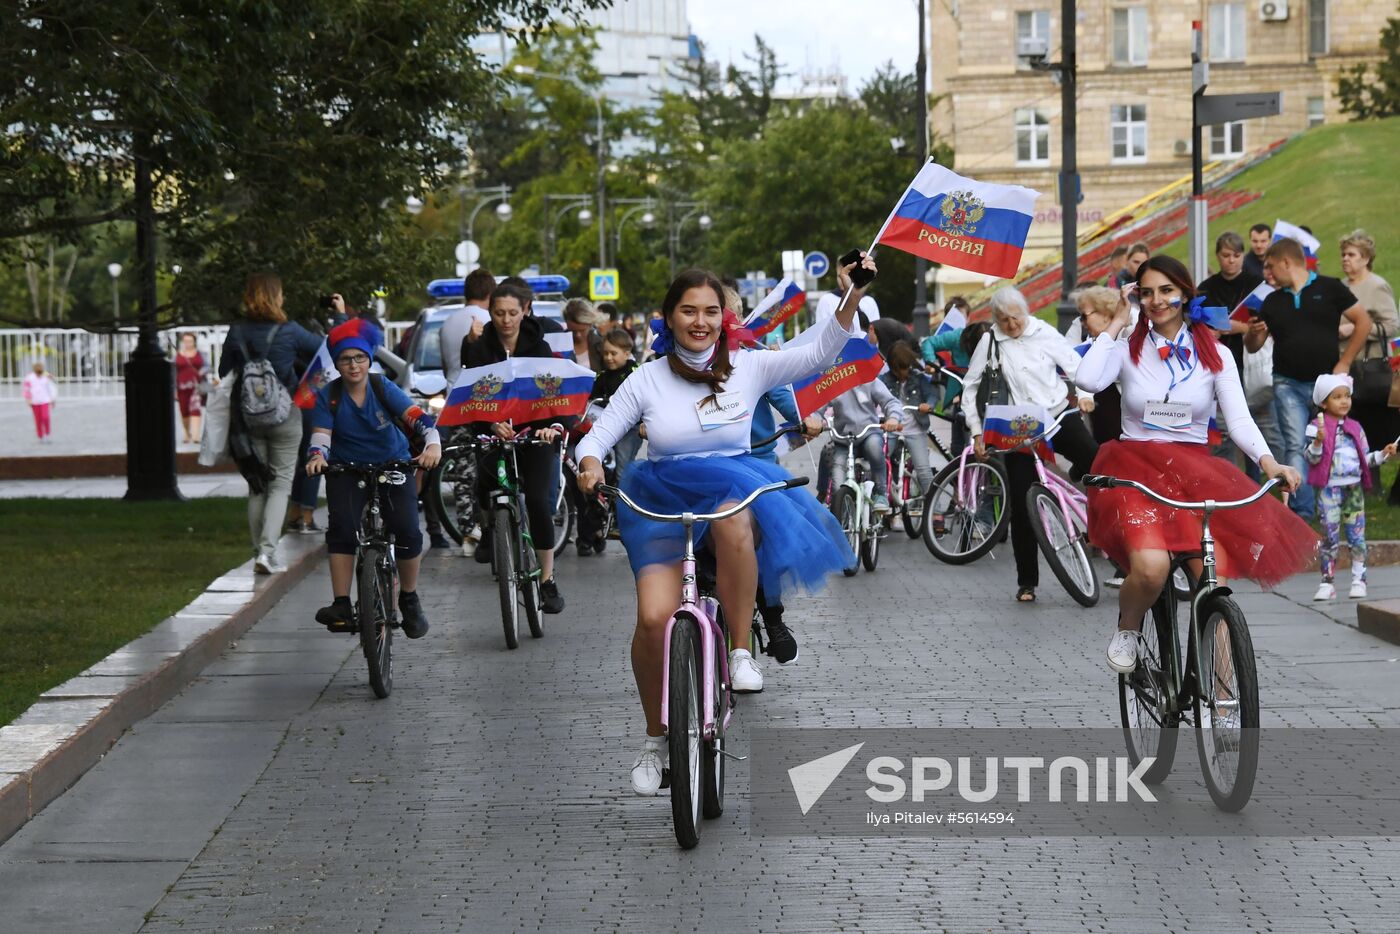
[1353,561,1366,580]
[643,735,664,750]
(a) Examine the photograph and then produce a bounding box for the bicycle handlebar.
[323,460,420,476]
[598,476,810,524]
[751,423,815,451]
[1081,474,1281,511]
[829,422,891,442]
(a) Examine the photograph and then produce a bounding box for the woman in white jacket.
[961,287,1099,603]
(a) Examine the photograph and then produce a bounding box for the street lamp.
[543,194,594,275]
[405,195,424,215]
[613,199,657,260]
[513,64,608,266]
[107,262,122,318]
[461,185,513,269]
[667,202,711,279]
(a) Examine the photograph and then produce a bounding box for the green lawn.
[1158,117,1400,285]
[1363,460,1400,540]
[0,498,253,727]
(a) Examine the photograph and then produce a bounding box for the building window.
[1112,7,1149,66]
[1015,108,1051,164]
[1110,104,1147,163]
[1308,95,1326,127]
[1209,121,1245,158]
[1015,10,1052,71]
[1309,0,1329,56]
[1209,3,1246,62]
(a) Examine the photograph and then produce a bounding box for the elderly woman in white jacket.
[961,287,1099,603]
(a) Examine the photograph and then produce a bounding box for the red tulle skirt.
[1087,440,1318,589]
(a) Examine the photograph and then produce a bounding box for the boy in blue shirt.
[305,319,441,637]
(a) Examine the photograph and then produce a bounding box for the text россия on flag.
[871,163,1040,279]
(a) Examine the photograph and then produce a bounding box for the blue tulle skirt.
[617,454,855,598]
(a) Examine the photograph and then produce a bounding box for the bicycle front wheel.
[1118,593,1180,784]
[1193,595,1260,812]
[1026,484,1100,607]
[427,443,476,545]
[703,614,728,820]
[860,516,880,572]
[356,546,394,699]
[668,617,704,849]
[834,488,860,577]
[494,508,520,650]
[921,458,1009,564]
[900,465,924,539]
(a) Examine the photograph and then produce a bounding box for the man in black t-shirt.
[1243,223,1272,280]
[1244,237,1371,519]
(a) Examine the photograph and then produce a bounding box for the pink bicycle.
[599,476,809,849]
[990,410,1101,607]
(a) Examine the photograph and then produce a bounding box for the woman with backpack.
[219,272,322,574]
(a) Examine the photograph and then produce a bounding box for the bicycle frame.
[830,423,885,531]
[1032,456,1088,535]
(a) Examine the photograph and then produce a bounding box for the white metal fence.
[1,322,413,399]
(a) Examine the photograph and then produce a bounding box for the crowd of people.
[195,220,1400,794]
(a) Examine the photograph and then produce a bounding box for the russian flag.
[790,338,885,418]
[743,277,806,338]
[438,357,595,427]
[1390,336,1400,372]
[871,162,1040,279]
[935,307,967,337]
[1230,281,1275,323]
[982,404,1054,459]
[294,338,336,409]
[545,332,576,361]
[1273,220,1321,270]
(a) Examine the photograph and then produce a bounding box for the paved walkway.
[1,398,197,458]
[2,519,1399,930]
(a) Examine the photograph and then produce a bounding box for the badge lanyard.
[1152,331,1196,403]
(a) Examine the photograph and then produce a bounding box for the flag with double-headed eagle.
[871,162,1040,279]
[742,277,806,339]
[438,357,595,427]
[982,404,1055,459]
[790,337,885,418]
[293,338,336,409]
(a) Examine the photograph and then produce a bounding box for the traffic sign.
[455,240,480,265]
[589,267,620,301]
[804,251,830,279]
[1195,91,1282,126]
[737,277,778,297]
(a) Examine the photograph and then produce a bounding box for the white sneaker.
[1313,581,1336,601]
[1349,579,1368,599]
[630,738,667,796]
[253,556,285,575]
[1106,630,1141,674]
[1104,576,1125,589]
[729,649,764,693]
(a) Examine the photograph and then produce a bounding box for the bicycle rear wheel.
[703,614,728,819]
[1118,592,1180,784]
[357,546,394,699]
[1026,483,1100,607]
[426,442,476,545]
[900,466,924,539]
[1193,595,1260,812]
[552,461,576,556]
[520,516,544,640]
[921,458,1009,564]
[860,515,880,572]
[494,508,519,650]
[668,617,704,849]
[834,488,860,577]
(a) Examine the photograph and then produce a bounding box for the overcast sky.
[687,0,922,94]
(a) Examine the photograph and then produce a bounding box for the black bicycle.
[324,460,419,699]
[1083,473,1274,812]
[469,430,561,649]
[425,425,477,548]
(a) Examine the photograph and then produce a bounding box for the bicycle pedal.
[718,748,748,762]
[659,767,671,789]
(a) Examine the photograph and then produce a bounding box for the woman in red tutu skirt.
[1076,255,1317,673]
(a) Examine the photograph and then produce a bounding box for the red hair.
[1126,255,1225,373]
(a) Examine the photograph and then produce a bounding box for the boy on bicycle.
[305,318,441,637]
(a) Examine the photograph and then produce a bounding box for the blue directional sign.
[738,277,779,297]
[804,251,830,279]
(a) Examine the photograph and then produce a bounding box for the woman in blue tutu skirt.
[576,256,875,795]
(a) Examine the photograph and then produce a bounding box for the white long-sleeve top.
[577,313,850,463]
[22,372,57,405]
[1074,328,1272,464]
[961,317,1082,435]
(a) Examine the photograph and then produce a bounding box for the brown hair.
[603,328,633,352]
[1128,255,1224,373]
[1265,237,1307,266]
[1340,228,1377,270]
[661,268,733,391]
[889,342,919,374]
[464,268,495,302]
[242,272,287,323]
[1127,241,1150,261]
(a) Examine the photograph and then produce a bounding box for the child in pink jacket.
[22,362,57,442]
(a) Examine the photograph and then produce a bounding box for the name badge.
[1143,401,1192,432]
[696,391,749,431]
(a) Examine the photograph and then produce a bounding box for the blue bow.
[1186,296,1230,331]
[649,317,673,355]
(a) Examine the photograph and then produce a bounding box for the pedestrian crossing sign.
[589,268,620,301]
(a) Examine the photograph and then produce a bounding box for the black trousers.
[325,471,423,560]
[476,443,559,550]
[1005,413,1098,589]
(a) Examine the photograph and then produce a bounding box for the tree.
[1338,4,1400,121]
[0,0,608,327]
